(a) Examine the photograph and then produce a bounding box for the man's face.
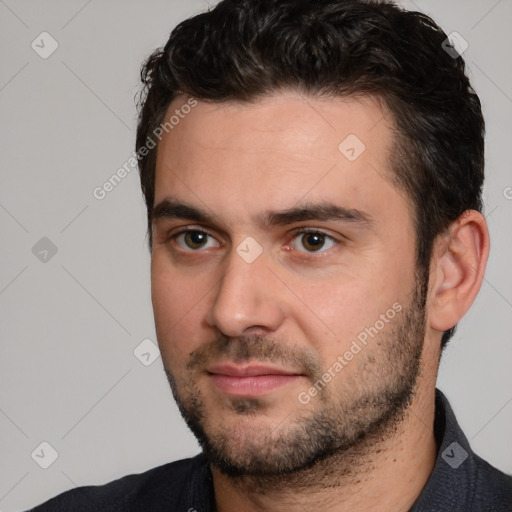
[151,92,427,476]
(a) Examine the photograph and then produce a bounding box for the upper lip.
[207,363,302,377]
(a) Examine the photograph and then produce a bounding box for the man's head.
[136,0,489,479]
[136,0,485,349]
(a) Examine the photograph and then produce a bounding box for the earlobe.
[429,210,490,332]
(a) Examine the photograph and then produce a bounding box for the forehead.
[153,91,407,231]
[157,92,392,162]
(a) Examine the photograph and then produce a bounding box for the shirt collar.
[409,388,477,510]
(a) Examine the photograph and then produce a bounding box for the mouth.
[206,362,305,397]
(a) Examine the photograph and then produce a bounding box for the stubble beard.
[163,269,428,485]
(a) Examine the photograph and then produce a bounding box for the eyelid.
[291,227,337,237]
[287,227,341,254]
[165,225,343,254]
[168,226,222,251]
[167,225,212,239]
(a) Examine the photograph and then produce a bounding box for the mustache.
[185,333,323,378]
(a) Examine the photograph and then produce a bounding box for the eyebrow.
[152,198,373,229]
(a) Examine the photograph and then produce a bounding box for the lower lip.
[209,374,302,396]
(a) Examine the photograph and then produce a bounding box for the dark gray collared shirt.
[410,389,512,511]
[30,389,512,511]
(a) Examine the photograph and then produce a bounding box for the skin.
[150,92,489,511]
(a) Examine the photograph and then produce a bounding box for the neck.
[212,383,438,512]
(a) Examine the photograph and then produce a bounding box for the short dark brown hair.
[136,0,485,348]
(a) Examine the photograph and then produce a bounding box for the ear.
[428,210,490,333]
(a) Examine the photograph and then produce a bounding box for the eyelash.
[168,227,340,255]
[288,228,339,254]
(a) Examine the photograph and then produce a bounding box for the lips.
[208,363,299,377]
[207,363,304,396]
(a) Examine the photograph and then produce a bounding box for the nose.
[205,244,286,337]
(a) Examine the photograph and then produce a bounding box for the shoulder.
[28,454,210,511]
[411,390,512,511]
[471,454,512,510]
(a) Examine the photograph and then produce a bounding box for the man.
[30,0,512,510]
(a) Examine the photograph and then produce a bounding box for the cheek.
[151,254,209,362]
[291,265,404,359]
[312,281,380,346]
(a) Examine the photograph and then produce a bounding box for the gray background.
[0,0,511,510]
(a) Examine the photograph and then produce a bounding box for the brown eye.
[301,233,325,252]
[174,230,219,251]
[184,231,207,249]
[290,230,337,253]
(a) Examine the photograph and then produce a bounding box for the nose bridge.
[207,241,284,336]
